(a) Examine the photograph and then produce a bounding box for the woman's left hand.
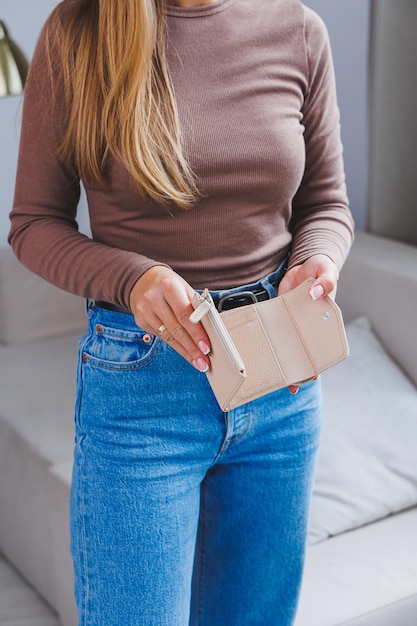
[278,253,339,394]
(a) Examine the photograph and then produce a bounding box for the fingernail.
[198,340,211,355]
[309,285,324,301]
[192,358,209,373]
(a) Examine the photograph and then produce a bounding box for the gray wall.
[368,0,417,246]
[0,0,371,248]
[0,0,89,249]
[304,0,371,232]
[0,0,59,248]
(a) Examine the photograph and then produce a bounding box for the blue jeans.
[71,302,322,626]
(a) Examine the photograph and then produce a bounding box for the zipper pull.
[189,288,212,323]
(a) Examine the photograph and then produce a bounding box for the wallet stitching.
[232,307,288,408]
[282,295,319,372]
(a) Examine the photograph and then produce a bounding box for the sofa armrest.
[337,231,417,387]
[0,247,86,345]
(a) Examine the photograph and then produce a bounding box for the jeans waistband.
[94,254,289,315]
[208,254,288,312]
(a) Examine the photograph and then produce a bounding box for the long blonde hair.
[47,0,197,208]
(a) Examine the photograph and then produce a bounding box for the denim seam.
[79,459,90,625]
[74,332,90,623]
[210,411,232,464]
[196,484,208,626]
[212,406,253,464]
[97,330,152,341]
[226,405,253,447]
[81,337,163,371]
[75,330,91,437]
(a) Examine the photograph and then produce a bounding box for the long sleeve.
[8,14,162,310]
[288,6,354,271]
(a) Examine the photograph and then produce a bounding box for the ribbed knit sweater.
[9,0,354,311]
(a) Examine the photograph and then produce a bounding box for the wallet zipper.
[191,289,245,373]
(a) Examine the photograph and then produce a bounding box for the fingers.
[306,254,339,300]
[156,325,210,373]
[308,272,337,301]
[288,375,319,395]
[288,384,300,395]
[277,269,300,296]
[151,293,211,371]
[129,266,211,371]
[279,254,339,300]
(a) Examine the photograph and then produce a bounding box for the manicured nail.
[192,358,209,373]
[198,340,211,355]
[309,284,324,301]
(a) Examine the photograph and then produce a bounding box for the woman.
[9,0,354,624]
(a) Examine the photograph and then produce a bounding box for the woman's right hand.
[129,266,211,372]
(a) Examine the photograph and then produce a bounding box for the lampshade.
[0,20,29,97]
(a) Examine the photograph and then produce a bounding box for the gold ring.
[156,324,167,337]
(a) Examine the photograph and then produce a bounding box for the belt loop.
[86,299,94,318]
[259,252,288,297]
[259,277,277,298]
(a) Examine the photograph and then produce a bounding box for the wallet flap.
[280,278,349,374]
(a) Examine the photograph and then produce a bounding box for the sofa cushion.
[0,247,86,345]
[0,332,79,609]
[309,316,417,543]
[296,507,417,626]
[0,554,60,626]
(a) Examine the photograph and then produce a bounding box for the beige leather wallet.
[191,278,349,411]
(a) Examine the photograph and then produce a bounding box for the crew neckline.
[166,0,236,18]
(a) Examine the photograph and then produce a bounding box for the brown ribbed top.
[9,0,354,310]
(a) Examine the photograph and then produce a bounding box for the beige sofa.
[295,232,417,626]
[0,231,416,626]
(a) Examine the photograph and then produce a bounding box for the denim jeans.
[71,302,322,626]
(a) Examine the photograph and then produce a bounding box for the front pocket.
[82,322,161,370]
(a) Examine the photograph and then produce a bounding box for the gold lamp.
[0,20,29,97]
